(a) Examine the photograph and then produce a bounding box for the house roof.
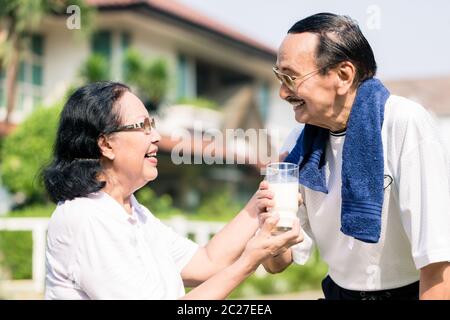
[384,76,450,117]
[87,0,277,60]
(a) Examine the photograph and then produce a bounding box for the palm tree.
[0,0,93,124]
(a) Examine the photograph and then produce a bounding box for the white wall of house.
[42,18,90,107]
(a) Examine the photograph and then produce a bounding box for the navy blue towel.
[285,78,390,243]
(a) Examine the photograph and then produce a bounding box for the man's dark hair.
[288,13,377,85]
[43,81,129,203]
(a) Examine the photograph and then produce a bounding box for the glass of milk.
[265,162,299,234]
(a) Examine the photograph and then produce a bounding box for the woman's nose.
[151,128,161,143]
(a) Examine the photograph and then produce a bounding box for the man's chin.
[294,111,308,124]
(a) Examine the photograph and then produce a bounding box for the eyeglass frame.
[272,62,337,92]
[108,117,156,135]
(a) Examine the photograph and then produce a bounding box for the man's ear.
[98,135,115,160]
[335,61,356,95]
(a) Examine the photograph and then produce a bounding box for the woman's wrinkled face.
[104,91,161,192]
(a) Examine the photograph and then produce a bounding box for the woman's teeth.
[145,152,157,158]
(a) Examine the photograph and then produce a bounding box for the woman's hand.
[255,180,303,227]
[240,215,303,270]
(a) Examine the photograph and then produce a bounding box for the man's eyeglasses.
[272,63,335,92]
[110,117,156,135]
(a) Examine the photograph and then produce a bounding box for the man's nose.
[279,82,291,100]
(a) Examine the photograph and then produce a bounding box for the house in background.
[0,0,288,210]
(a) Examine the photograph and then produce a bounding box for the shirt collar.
[88,191,147,225]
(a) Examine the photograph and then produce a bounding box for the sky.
[177,0,450,80]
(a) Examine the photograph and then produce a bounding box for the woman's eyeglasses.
[110,117,156,135]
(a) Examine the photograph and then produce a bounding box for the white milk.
[268,181,298,232]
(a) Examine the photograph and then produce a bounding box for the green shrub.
[0,231,32,280]
[124,49,169,107]
[195,188,243,221]
[229,249,328,298]
[176,97,219,111]
[0,204,54,279]
[79,53,109,83]
[0,104,62,203]
[6,204,55,218]
[135,187,185,219]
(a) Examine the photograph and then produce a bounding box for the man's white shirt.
[282,95,450,291]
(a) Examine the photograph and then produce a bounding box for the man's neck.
[328,89,357,132]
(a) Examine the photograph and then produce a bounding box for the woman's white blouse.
[45,191,199,299]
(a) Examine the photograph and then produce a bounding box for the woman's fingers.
[258,180,269,191]
[258,212,275,225]
[260,216,279,236]
[256,189,273,200]
[256,199,275,212]
[255,184,274,219]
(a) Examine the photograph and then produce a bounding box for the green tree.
[79,53,109,83]
[0,0,94,123]
[0,103,62,203]
[196,188,243,221]
[123,48,169,110]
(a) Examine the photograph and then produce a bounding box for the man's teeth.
[294,100,305,108]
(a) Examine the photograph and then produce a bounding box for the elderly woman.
[43,81,302,300]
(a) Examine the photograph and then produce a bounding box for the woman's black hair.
[288,13,377,85]
[43,81,129,203]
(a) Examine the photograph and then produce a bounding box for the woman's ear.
[98,135,115,161]
[335,61,356,95]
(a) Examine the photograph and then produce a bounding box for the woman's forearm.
[203,195,260,270]
[181,256,255,300]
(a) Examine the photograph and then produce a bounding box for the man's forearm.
[262,248,293,274]
[420,262,450,300]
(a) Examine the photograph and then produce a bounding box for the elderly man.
[260,13,450,300]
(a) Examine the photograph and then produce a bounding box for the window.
[19,34,44,111]
[91,31,112,61]
[177,54,188,99]
[258,82,270,122]
[0,34,44,115]
[120,32,131,80]
[91,30,131,81]
[121,32,130,51]
[176,54,196,99]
